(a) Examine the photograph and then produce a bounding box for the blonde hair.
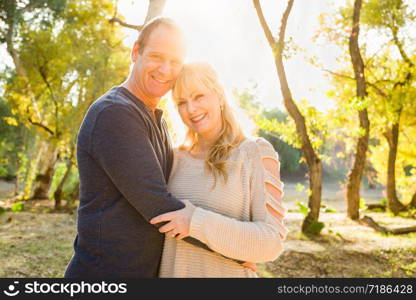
[173,62,246,183]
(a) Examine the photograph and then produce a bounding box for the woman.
[150,62,288,277]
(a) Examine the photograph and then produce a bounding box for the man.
[64,18,207,278]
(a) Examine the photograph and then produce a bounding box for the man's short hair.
[137,17,181,54]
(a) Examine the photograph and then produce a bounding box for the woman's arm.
[151,138,288,263]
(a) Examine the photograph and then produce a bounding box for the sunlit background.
[118,0,339,110]
[114,0,342,142]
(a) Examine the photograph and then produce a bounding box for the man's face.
[132,25,185,106]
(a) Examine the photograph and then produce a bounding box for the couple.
[64,17,288,278]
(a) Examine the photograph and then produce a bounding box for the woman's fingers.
[150,212,174,225]
[165,230,178,238]
[159,222,175,233]
[175,232,186,240]
[242,262,257,272]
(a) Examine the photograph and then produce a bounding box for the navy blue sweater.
[64,86,207,278]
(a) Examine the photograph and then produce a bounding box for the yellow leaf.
[3,117,18,126]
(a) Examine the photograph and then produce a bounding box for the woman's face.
[176,86,223,138]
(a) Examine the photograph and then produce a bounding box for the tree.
[317,0,416,216]
[1,0,130,206]
[109,0,166,29]
[234,87,305,178]
[346,0,370,220]
[253,0,323,234]
[361,0,415,214]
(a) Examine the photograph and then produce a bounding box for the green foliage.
[307,221,325,235]
[62,167,79,200]
[296,183,305,193]
[296,201,309,216]
[0,97,29,178]
[234,87,305,176]
[318,0,416,208]
[359,198,366,210]
[11,202,24,212]
[49,162,67,199]
[257,99,329,155]
[1,0,129,198]
[361,0,415,29]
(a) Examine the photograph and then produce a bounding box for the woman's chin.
[191,126,210,135]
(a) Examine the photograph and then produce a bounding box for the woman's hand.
[150,200,196,240]
[242,262,257,272]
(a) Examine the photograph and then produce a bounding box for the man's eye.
[172,60,182,67]
[150,55,162,61]
[177,101,186,106]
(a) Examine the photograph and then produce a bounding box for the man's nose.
[158,61,172,75]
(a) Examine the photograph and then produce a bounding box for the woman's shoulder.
[237,136,277,158]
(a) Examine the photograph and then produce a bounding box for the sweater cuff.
[189,207,208,244]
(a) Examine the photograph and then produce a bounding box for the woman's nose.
[187,101,197,114]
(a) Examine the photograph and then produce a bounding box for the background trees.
[1,0,129,207]
[0,0,415,229]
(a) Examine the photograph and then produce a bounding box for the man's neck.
[121,80,158,114]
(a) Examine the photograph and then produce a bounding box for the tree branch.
[278,0,295,55]
[322,68,388,98]
[360,215,416,234]
[27,116,55,136]
[390,10,414,67]
[252,0,275,48]
[109,17,143,31]
[37,62,60,137]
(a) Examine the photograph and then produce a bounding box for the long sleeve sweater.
[65,86,210,278]
[159,137,288,278]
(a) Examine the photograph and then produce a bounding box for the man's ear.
[131,41,140,63]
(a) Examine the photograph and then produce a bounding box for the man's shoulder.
[89,86,137,114]
[79,87,149,138]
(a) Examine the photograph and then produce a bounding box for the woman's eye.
[194,94,204,101]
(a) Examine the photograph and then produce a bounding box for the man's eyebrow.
[147,51,163,56]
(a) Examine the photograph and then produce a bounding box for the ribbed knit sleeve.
[189,138,288,263]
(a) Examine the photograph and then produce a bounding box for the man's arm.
[90,104,215,251]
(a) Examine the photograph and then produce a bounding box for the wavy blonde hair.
[173,62,246,183]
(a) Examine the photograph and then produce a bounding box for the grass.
[0,212,76,277]
[0,209,415,278]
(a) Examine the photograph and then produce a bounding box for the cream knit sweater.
[159,137,288,278]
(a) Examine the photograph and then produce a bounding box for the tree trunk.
[346,0,370,220]
[302,159,323,233]
[31,142,57,199]
[66,182,80,210]
[14,176,19,196]
[253,0,323,234]
[54,160,73,209]
[360,215,416,234]
[410,191,416,208]
[144,0,167,24]
[110,0,166,30]
[384,120,406,214]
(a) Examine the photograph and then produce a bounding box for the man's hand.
[150,200,196,240]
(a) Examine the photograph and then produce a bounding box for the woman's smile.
[190,113,207,124]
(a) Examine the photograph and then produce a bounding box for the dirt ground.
[0,180,415,278]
